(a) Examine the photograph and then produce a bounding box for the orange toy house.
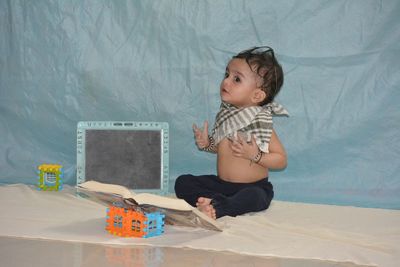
[106,204,165,238]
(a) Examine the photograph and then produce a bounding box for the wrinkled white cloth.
[0,184,399,267]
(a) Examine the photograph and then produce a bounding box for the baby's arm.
[259,130,287,169]
[193,121,217,153]
[230,130,287,169]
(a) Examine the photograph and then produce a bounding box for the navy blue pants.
[174,174,274,218]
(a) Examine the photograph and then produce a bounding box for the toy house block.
[37,164,63,191]
[106,205,165,238]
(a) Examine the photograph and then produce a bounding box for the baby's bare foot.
[196,197,211,208]
[196,197,216,220]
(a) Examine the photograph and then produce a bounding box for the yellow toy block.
[37,164,63,191]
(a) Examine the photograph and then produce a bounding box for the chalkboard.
[77,122,169,194]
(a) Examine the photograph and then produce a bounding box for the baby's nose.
[222,77,231,85]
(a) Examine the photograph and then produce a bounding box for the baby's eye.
[234,76,241,83]
[224,72,229,78]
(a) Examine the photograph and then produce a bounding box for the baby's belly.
[217,139,268,183]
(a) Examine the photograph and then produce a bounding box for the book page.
[139,205,222,232]
[77,180,221,231]
[134,193,191,211]
[78,181,133,198]
[78,181,191,211]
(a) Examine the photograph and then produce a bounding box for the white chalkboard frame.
[76,121,169,195]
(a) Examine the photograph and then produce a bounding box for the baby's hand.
[230,134,259,160]
[193,121,209,149]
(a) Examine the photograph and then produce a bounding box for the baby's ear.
[252,89,267,104]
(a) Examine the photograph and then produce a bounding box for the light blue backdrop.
[1,0,399,209]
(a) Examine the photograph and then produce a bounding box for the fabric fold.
[211,102,289,152]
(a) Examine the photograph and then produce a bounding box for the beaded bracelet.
[200,135,217,153]
[250,149,263,165]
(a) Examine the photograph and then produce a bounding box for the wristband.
[200,135,217,153]
[250,148,263,165]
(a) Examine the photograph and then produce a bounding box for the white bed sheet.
[0,184,399,267]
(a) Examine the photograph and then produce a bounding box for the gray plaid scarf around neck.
[211,102,289,153]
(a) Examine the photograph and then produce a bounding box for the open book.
[77,181,222,232]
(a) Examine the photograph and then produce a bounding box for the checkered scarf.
[211,102,289,153]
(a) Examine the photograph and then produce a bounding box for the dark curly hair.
[233,46,284,105]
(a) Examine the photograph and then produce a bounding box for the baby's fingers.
[193,124,204,137]
[230,141,242,152]
[202,121,209,136]
[230,145,243,157]
[192,123,200,133]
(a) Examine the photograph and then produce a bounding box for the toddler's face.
[220,58,263,108]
